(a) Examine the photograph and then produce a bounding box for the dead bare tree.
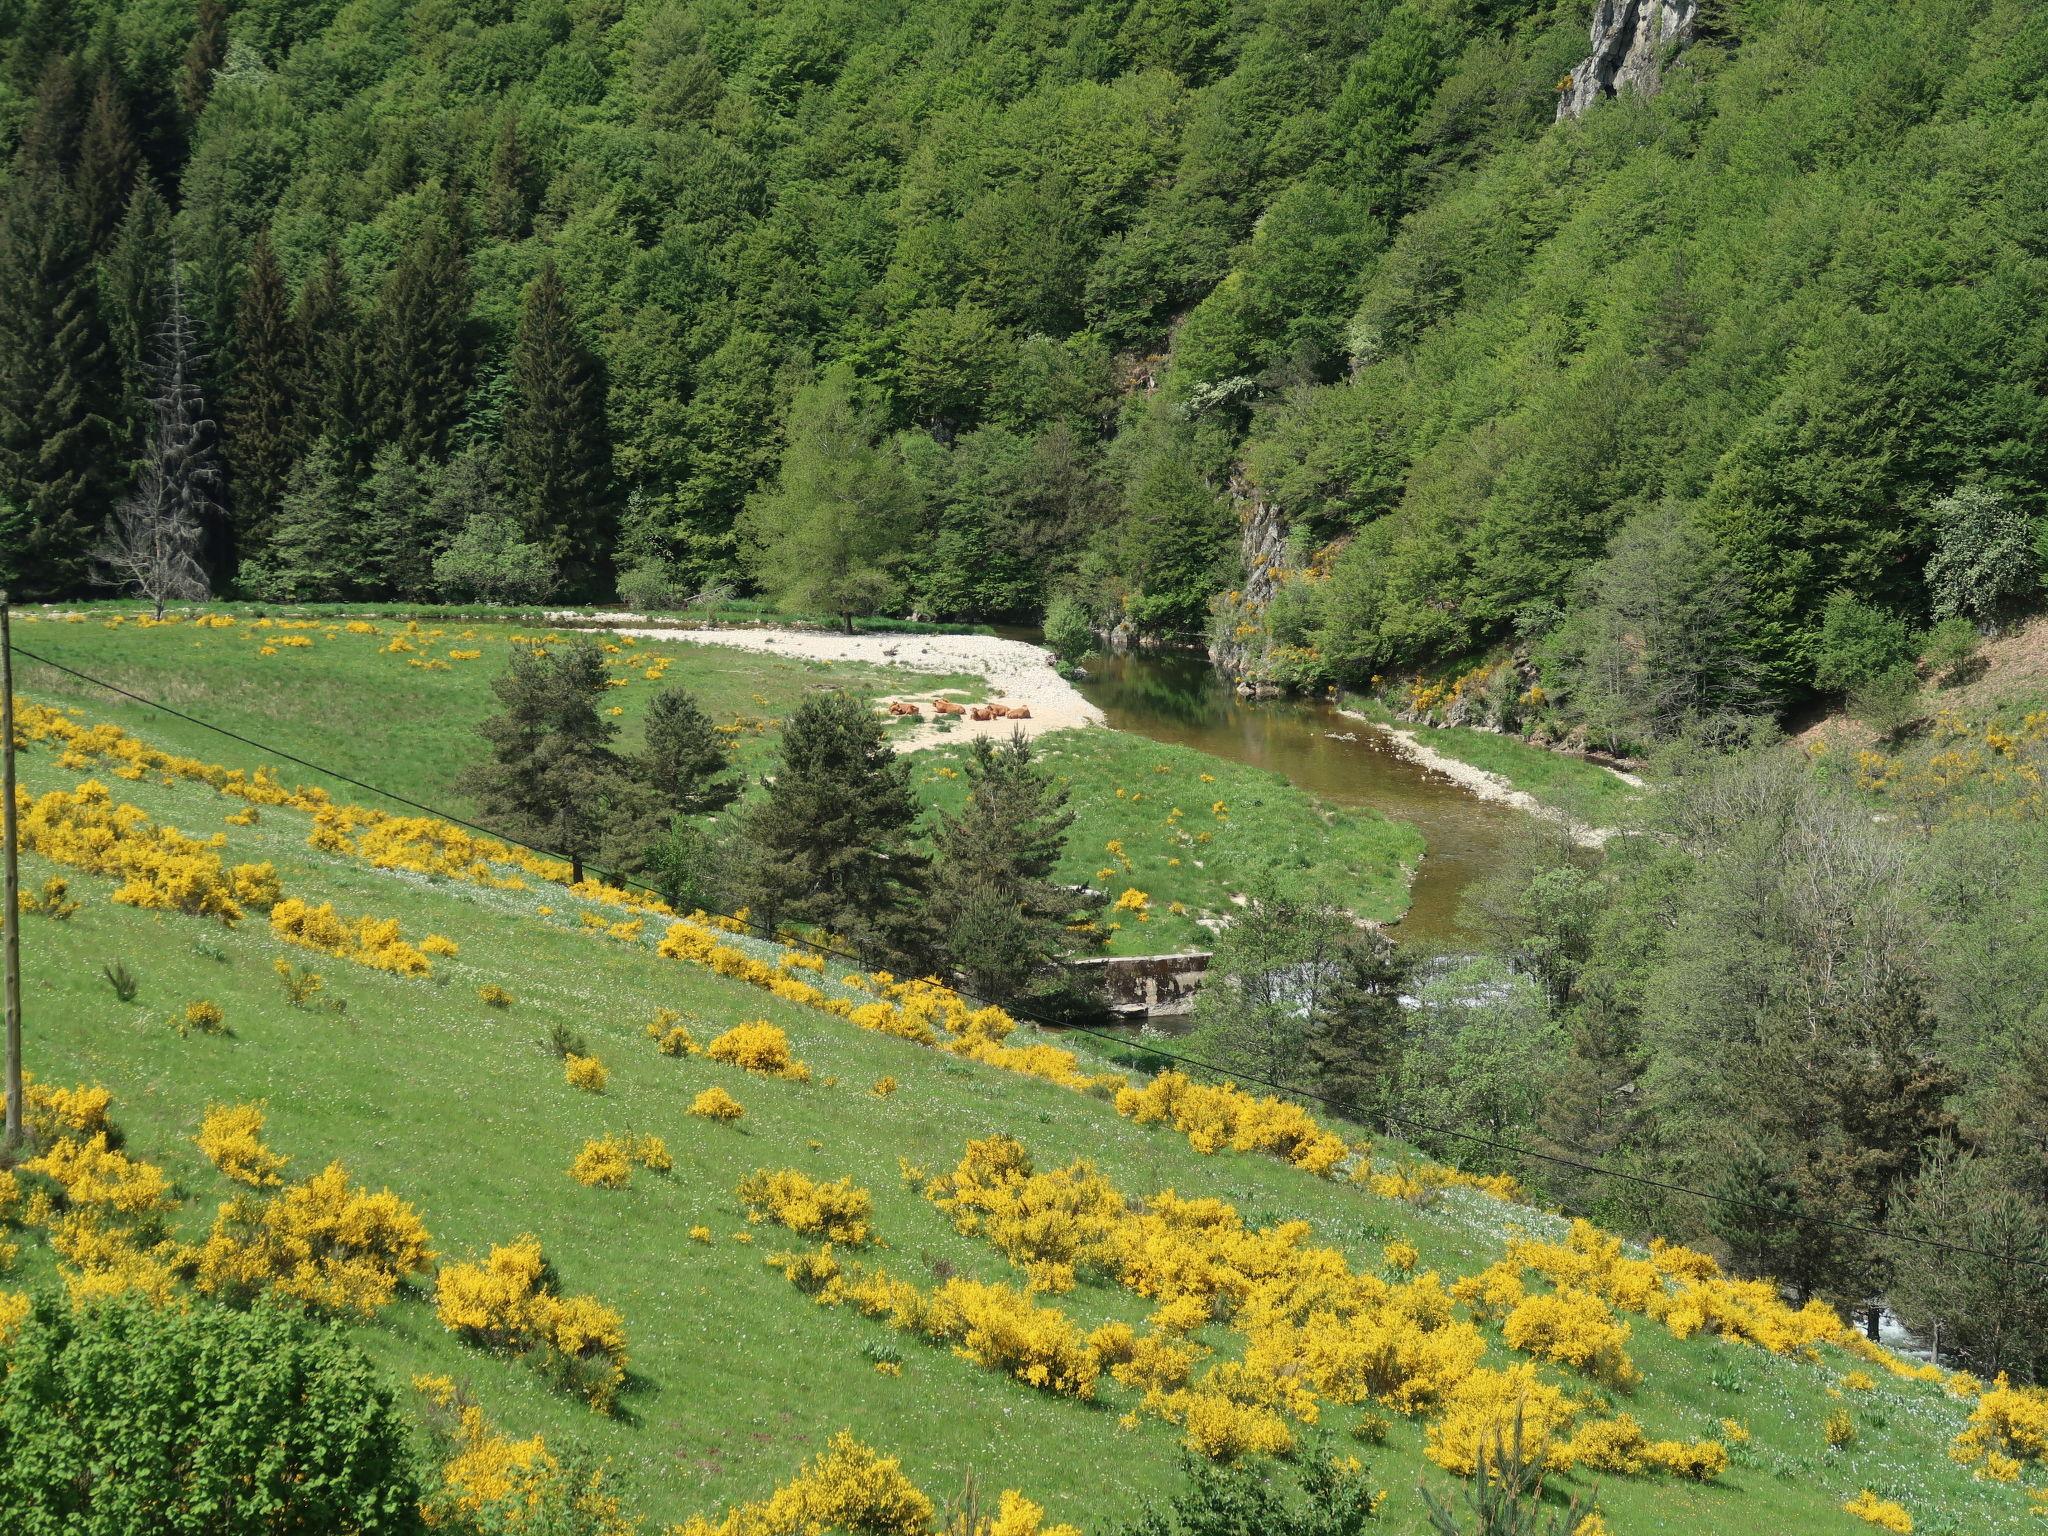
[93,263,218,618]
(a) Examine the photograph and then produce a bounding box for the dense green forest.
[7,0,2045,734]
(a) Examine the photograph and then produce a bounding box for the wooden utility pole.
[1,591,20,1150]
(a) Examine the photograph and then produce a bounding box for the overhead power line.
[10,637,2044,1277]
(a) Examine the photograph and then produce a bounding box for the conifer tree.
[99,176,174,451]
[503,258,612,597]
[177,0,228,121]
[930,731,1092,1006]
[1305,927,1411,1129]
[368,213,470,462]
[293,249,370,468]
[74,70,137,253]
[458,639,648,885]
[92,265,217,617]
[639,687,738,818]
[358,444,437,599]
[483,114,534,241]
[225,231,301,563]
[0,63,118,596]
[741,691,930,966]
[242,438,354,601]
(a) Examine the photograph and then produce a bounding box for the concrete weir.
[1066,951,1212,1021]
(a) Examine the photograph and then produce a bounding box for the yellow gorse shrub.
[1842,1490,1913,1532]
[195,1160,434,1318]
[689,1086,745,1122]
[417,1377,632,1534]
[570,1136,671,1189]
[17,779,279,922]
[195,1102,288,1187]
[738,1169,874,1244]
[270,897,433,977]
[434,1234,629,1412]
[563,1054,609,1093]
[1951,1375,2048,1471]
[706,1021,811,1083]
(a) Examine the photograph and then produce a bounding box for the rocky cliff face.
[1206,476,1290,686]
[1556,0,1699,120]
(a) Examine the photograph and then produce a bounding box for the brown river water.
[1068,649,1532,947]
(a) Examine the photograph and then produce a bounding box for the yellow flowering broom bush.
[669,1429,1080,1536]
[194,1160,434,1318]
[689,1086,745,1122]
[737,1169,874,1243]
[18,779,279,922]
[563,1054,609,1093]
[195,1102,288,1187]
[434,1234,629,1412]
[706,1021,811,1082]
[1842,1490,1914,1532]
[270,897,434,977]
[570,1135,672,1188]
[416,1376,633,1535]
[1951,1376,2048,1472]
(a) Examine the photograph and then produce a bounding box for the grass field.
[1,692,2035,1536]
[9,607,1421,955]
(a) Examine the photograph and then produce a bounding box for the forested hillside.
[8,0,2043,731]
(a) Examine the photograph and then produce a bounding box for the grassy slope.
[4,708,2029,1535]
[11,610,1422,954]
[6,609,983,813]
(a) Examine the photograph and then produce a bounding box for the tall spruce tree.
[503,258,612,597]
[1305,927,1411,1130]
[74,70,137,253]
[0,63,118,596]
[457,639,649,885]
[366,218,468,462]
[293,249,370,469]
[177,0,228,122]
[640,686,739,818]
[368,213,470,463]
[225,231,300,565]
[741,691,930,967]
[483,114,534,241]
[930,731,1093,1007]
[99,175,174,454]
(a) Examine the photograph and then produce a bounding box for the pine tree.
[99,176,174,453]
[243,437,355,601]
[292,249,370,468]
[457,639,649,885]
[930,731,1093,1006]
[225,231,301,565]
[92,265,218,617]
[358,443,437,599]
[0,64,119,596]
[639,687,739,818]
[741,691,930,967]
[483,114,534,241]
[178,0,228,122]
[1305,927,1411,1130]
[502,258,612,597]
[368,214,471,462]
[74,71,138,253]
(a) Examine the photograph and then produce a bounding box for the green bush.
[0,1295,425,1535]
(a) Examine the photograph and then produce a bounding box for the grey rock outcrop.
[1556,0,1699,120]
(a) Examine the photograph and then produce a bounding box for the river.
[1068,649,1532,946]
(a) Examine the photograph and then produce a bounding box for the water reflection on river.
[1068,648,1532,947]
